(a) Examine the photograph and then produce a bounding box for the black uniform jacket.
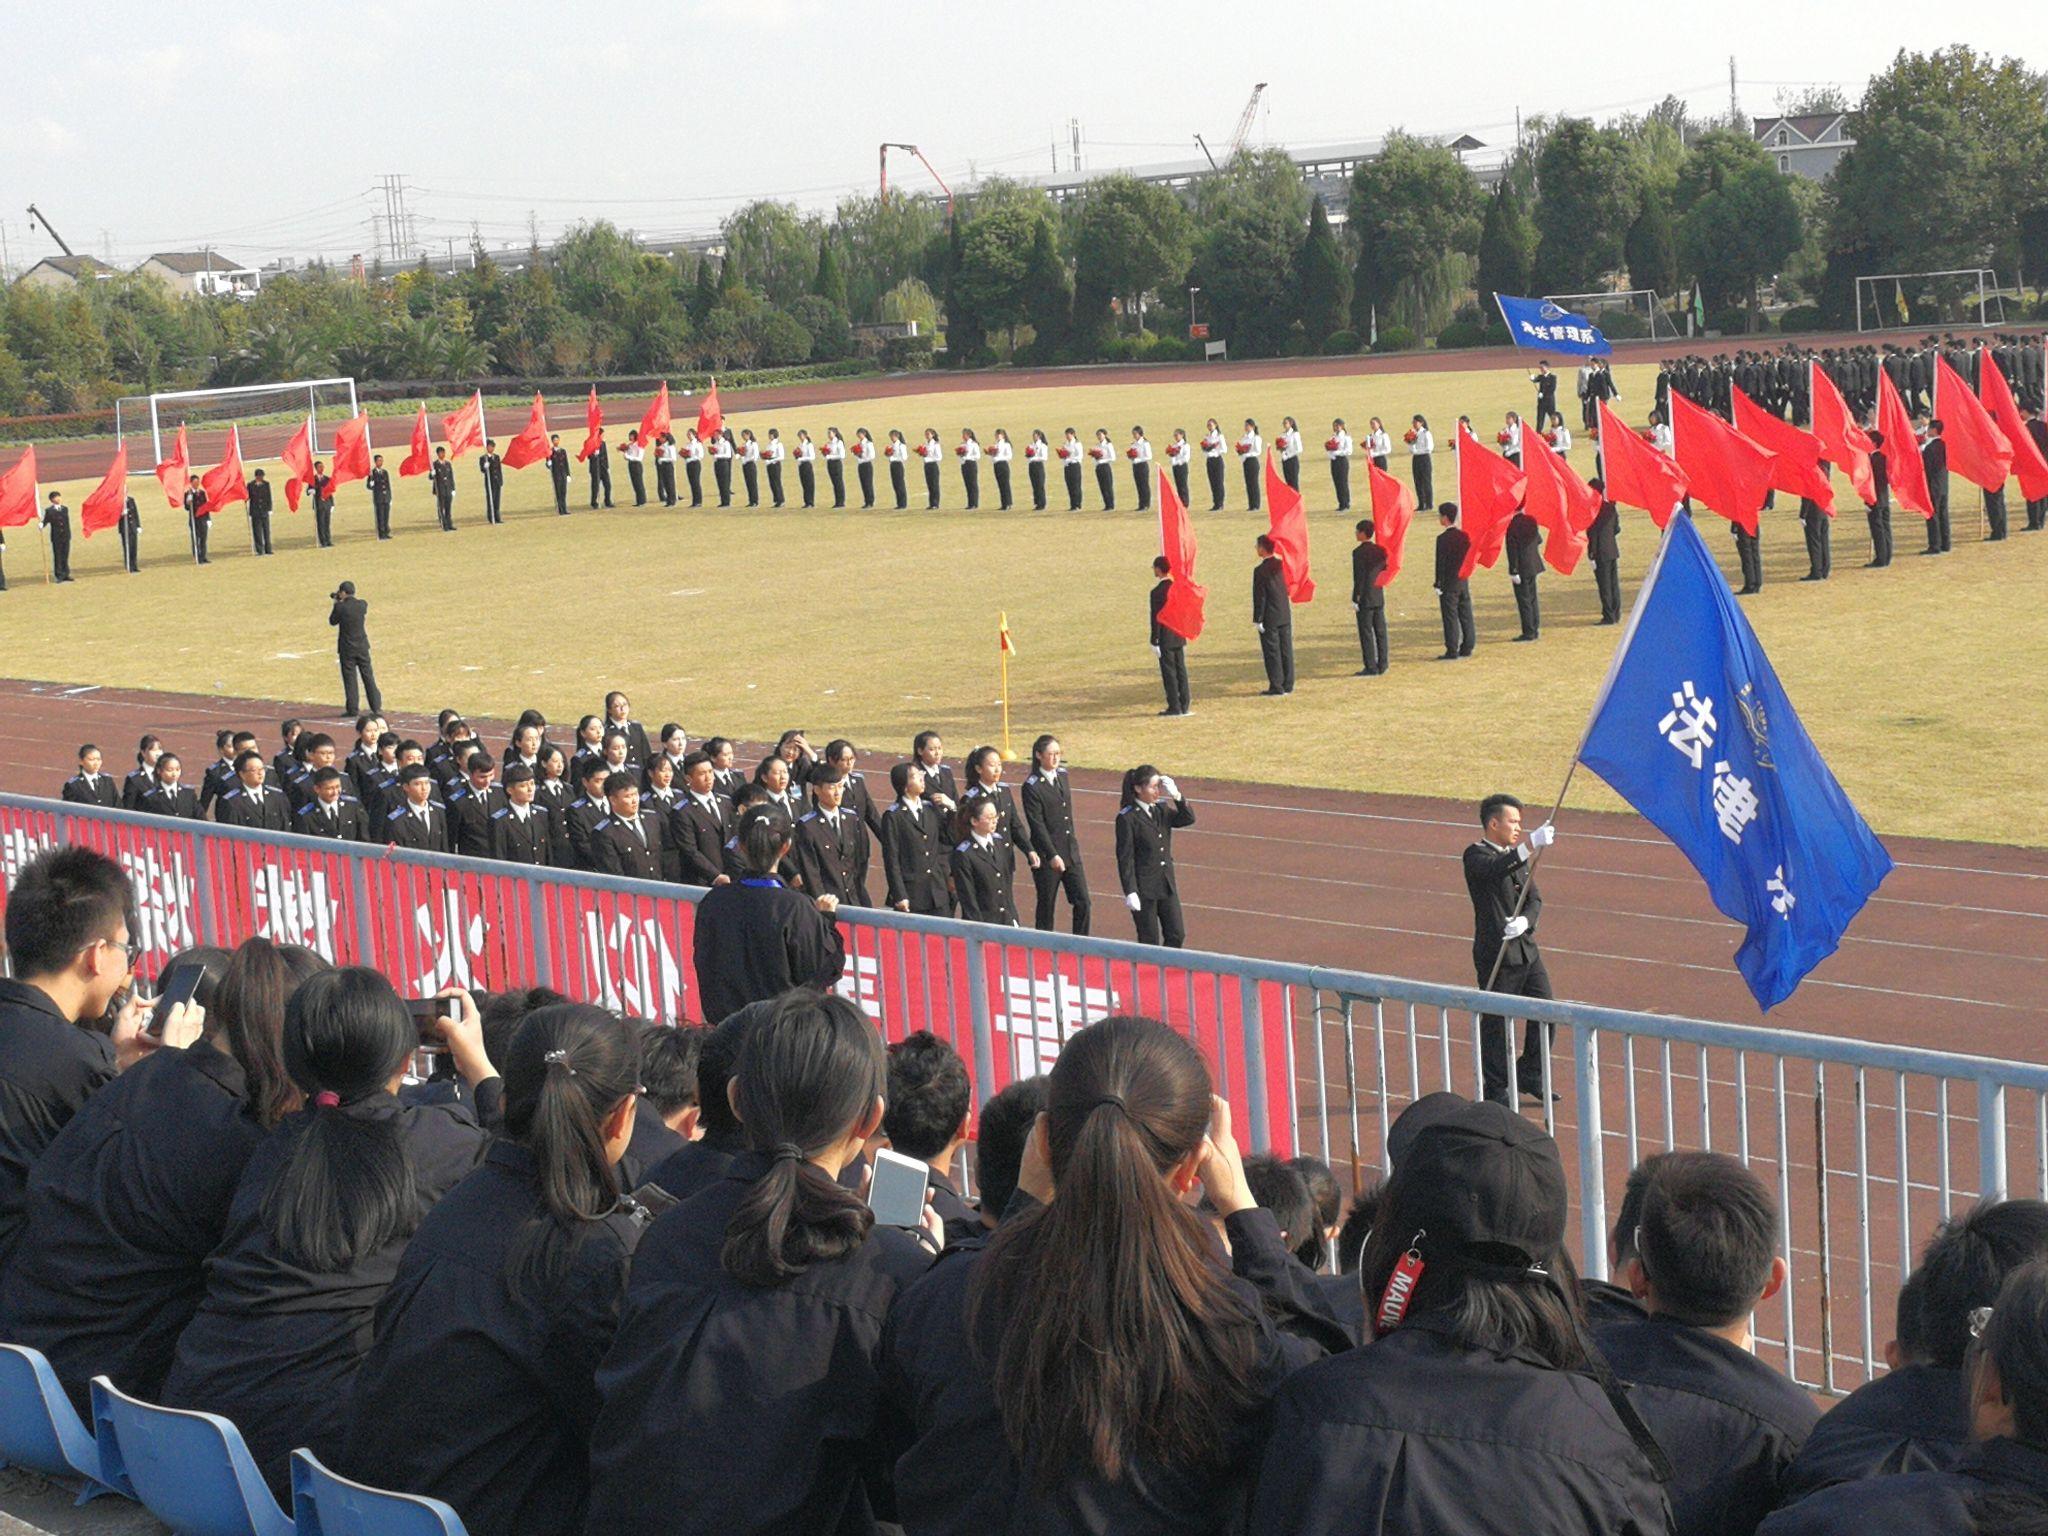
[387,801,452,854]
[140,784,202,820]
[948,835,1016,924]
[1251,556,1290,627]
[1776,1362,1971,1504]
[1757,1437,2048,1536]
[881,800,951,912]
[216,783,293,832]
[1351,540,1388,608]
[1464,838,1542,970]
[61,773,119,808]
[296,796,369,841]
[1435,525,1472,588]
[672,794,731,887]
[491,803,553,865]
[0,979,117,1268]
[1116,797,1197,900]
[1021,768,1084,866]
[690,878,845,1026]
[590,810,666,882]
[794,808,872,907]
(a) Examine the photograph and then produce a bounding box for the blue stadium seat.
[0,1344,119,1503]
[290,1450,468,1536]
[89,1376,293,1536]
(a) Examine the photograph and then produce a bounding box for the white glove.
[1125,892,1143,912]
[1511,572,1521,584]
[1150,644,1161,659]
[1158,776,1180,801]
[1432,587,1441,597]
[1527,822,1557,851]
[1503,915,1531,941]
[1350,600,1359,612]
[1254,622,1265,634]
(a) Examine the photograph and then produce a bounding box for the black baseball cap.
[1385,1091,1469,1169]
[1383,1100,1567,1271]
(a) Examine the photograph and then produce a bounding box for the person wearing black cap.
[1465,794,1558,1108]
[490,764,552,865]
[1248,1100,1673,1536]
[387,764,451,853]
[328,582,382,718]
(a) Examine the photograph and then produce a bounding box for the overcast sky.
[0,3,2031,274]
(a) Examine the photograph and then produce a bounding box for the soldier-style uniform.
[60,769,119,808]
[1350,536,1389,674]
[1021,765,1090,934]
[430,457,457,531]
[479,449,505,525]
[491,800,552,866]
[366,464,394,540]
[140,781,202,820]
[1115,793,1196,948]
[881,798,952,915]
[246,477,273,556]
[1589,498,1622,623]
[1150,577,1192,716]
[1251,554,1294,695]
[296,795,369,841]
[1464,834,1553,1107]
[1504,511,1542,640]
[950,832,1018,925]
[792,807,872,907]
[183,483,211,564]
[215,782,292,833]
[591,808,665,881]
[1434,521,1475,659]
[387,798,452,854]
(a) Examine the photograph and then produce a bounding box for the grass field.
[3,359,2041,845]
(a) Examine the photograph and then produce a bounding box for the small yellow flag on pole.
[998,612,1016,759]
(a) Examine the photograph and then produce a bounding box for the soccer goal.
[1542,289,1683,342]
[114,377,361,466]
[1854,270,2008,333]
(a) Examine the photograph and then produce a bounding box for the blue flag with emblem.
[1493,293,1613,357]
[1575,511,1893,1010]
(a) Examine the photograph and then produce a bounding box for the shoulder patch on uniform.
[222,788,243,801]
[388,808,406,820]
[799,811,819,823]
[1118,805,1136,815]
[491,807,509,820]
[296,804,317,817]
[595,817,613,831]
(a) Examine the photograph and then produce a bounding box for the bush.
[1320,329,1361,355]
[1280,328,1315,358]
[1373,324,1419,353]
[1434,320,1496,351]
[1777,304,1826,333]
[1143,335,1195,364]
[785,295,853,361]
[1601,310,1650,340]
[881,334,936,371]
[1706,305,1754,336]
[1101,335,1143,363]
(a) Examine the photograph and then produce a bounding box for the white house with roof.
[13,253,118,290]
[1751,114,1855,180]
[134,250,262,299]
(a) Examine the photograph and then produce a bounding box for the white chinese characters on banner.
[249,866,343,959]
[0,826,56,888]
[995,973,1118,1079]
[580,910,685,1021]
[834,954,883,1022]
[1710,761,1760,846]
[1767,865,1796,918]
[410,889,488,994]
[1657,681,1718,770]
[120,843,197,958]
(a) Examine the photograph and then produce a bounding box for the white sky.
[0,3,2032,273]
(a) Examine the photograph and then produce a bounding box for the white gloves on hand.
[1254,622,1265,634]
[1125,892,1143,912]
[1350,600,1359,613]
[1503,915,1531,941]
[1158,775,1180,801]
[1527,822,1557,851]
[1511,573,1522,584]
[1150,644,1161,659]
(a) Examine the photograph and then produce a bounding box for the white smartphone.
[867,1147,929,1229]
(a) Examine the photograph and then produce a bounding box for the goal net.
[1542,289,1682,342]
[114,377,361,468]
[1855,270,2008,333]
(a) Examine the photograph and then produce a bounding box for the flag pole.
[998,611,1013,760]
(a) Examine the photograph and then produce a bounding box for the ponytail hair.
[733,804,791,879]
[1119,764,1159,809]
[972,1016,1259,1486]
[502,1004,640,1295]
[721,991,884,1287]
[262,968,418,1272]
[212,937,331,1127]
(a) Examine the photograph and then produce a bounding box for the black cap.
[1384,1100,1567,1270]
[502,762,535,784]
[337,580,356,595]
[398,763,433,784]
[1385,1091,1469,1169]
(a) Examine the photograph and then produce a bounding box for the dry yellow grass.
[4,360,2041,844]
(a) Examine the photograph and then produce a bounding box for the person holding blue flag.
[1493,294,1614,358]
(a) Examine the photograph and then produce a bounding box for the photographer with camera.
[328,580,382,719]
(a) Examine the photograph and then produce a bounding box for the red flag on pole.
[694,378,722,442]
[1979,352,2048,502]
[1155,469,1207,641]
[1732,386,1835,513]
[153,423,189,508]
[1518,427,1596,574]
[1876,370,1934,521]
[330,413,372,492]
[1809,362,1875,506]
[200,425,248,515]
[280,416,315,512]
[1595,399,1689,526]
[1262,452,1315,601]
[80,446,129,536]
[1453,425,1526,579]
[1365,461,1415,586]
[441,390,485,460]
[0,445,38,528]
[1934,355,2013,493]
[502,393,553,470]
[1668,391,1776,536]
[639,382,672,452]
[577,386,604,461]
[399,403,432,477]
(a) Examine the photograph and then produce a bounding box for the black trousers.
[826,459,844,507]
[1132,889,1186,948]
[1412,455,1434,510]
[431,492,451,533]
[119,518,139,572]
[1064,463,1084,509]
[190,514,210,563]
[552,475,571,515]
[483,478,503,524]
[1158,643,1190,713]
[1477,951,1555,1106]
[1032,858,1091,934]
[1206,457,1226,509]
[1513,569,1540,637]
[766,462,783,507]
[339,651,383,715]
[924,461,940,509]
[1281,455,1300,490]
[590,461,613,508]
[1095,463,1115,510]
[742,461,759,507]
[628,459,647,506]
[1258,623,1295,692]
[1734,526,1763,591]
[656,461,676,505]
[2025,496,2047,531]
[1985,488,2008,540]
[1440,584,1475,655]
[1132,463,1150,510]
[993,461,1012,509]
[890,461,908,508]
[49,529,72,581]
[1173,463,1191,508]
[373,498,393,538]
[797,462,815,508]
[1581,394,1597,429]
[858,461,875,508]
[962,461,979,509]
[1330,457,1351,510]
[1242,458,1261,511]
[317,503,336,545]
[714,459,732,507]
[685,461,703,507]
[1928,490,1951,551]
[1802,506,1831,578]
[1595,555,1622,621]
[1355,602,1387,673]
[1868,503,1893,565]
[1028,461,1047,509]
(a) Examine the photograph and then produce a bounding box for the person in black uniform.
[1862,430,1894,566]
[488,764,552,865]
[1115,764,1196,948]
[309,460,336,547]
[1021,735,1090,934]
[958,746,1036,868]
[882,761,953,915]
[688,809,847,1023]
[1799,487,1832,580]
[182,474,210,564]
[215,751,292,832]
[1251,535,1295,696]
[241,469,271,556]
[1351,519,1389,675]
[546,435,572,516]
[328,580,383,717]
[140,753,202,819]
[386,763,452,853]
[1464,792,1559,1107]
[1150,556,1193,716]
[1530,360,1559,431]
[674,753,732,888]
[355,452,389,541]
[295,767,368,841]
[1060,427,1085,510]
[198,732,247,816]
[478,439,505,525]
[588,431,613,509]
[426,446,454,531]
[1587,478,1622,622]
[118,490,142,572]
[1505,507,1543,640]
[2025,405,2048,531]
[1434,502,1476,659]
[119,736,162,811]
[40,491,73,582]
[447,753,505,860]
[792,770,871,907]
[591,773,667,882]
[950,796,1019,925]
[562,759,617,870]
[817,740,886,842]
[60,743,120,807]
[1921,419,1950,554]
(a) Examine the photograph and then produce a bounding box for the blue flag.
[1494,293,1613,356]
[1577,513,1892,1010]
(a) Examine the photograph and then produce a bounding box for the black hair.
[1031,734,1059,766]
[74,741,100,761]
[1287,1155,1343,1236]
[477,985,569,1068]
[1635,1151,1779,1327]
[1119,764,1160,810]
[3,846,132,977]
[639,1024,704,1120]
[974,1074,1048,1220]
[1336,1179,1384,1272]
[1243,1155,1320,1266]
[889,761,919,797]
[1978,1258,2048,1447]
[721,990,884,1287]
[1915,1198,2048,1370]
[966,746,1002,785]
[825,738,856,764]
[1893,1265,1929,1360]
[696,1000,769,1145]
[1355,518,1373,534]
[604,770,638,799]
[913,730,941,756]
[579,758,612,785]
[1611,1153,1668,1269]
[213,938,330,1128]
[1256,534,1275,553]
[1153,555,1171,574]
[733,804,792,878]
[1478,792,1523,827]
[883,1031,972,1163]
[263,968,420,1272]
[705,736,733,757]
[681,750,712,773]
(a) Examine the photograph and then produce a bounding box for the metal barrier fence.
[3,792,2044,1396]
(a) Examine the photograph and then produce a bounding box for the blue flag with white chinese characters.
[1494,293,1614,357]
[1577,512,1893,1010]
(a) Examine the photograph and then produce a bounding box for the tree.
[830,194,945,322]
[1776,84,1851,116]
[1293,195,1351,345]
[1679,162,1803,324]
[1019,216,1071,357]
[1531,119,1640,293]
[1625,186,1678,299]
[952,203,1041,350]
[1191,149,1311,357]
[1475,180,1536,309]
[1069,173,1193,331]
[688,256,718,325]
[719,201,821,307]
[1349,133,1482,335]
[811,233,848,312]
[876,277,939,333]
[786,294,852,360]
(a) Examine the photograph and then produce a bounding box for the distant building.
[134,250,262,299]
[14,253,117,291]
[1751,114,1854,180]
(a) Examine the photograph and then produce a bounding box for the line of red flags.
[1934,355,2014,493]
[80,445,128,536]
[1454,425,1525,579]
[1262,451,1315,601]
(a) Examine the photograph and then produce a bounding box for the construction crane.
[1227,83,1268,157]
[879,143,955,225]
[25,203,74,257]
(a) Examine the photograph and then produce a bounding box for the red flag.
[577,386,604,461]
[80,446,129,537]
[0,445,38,528]
[153,423,189,508]
[694,378,722,442]
[399,403,432,477]
[1454,425,1526,579]
[441,390,485,461]
[199,426,248,515]
[1669,391,1775,536]
[1365,461,1415,587]
[1595,399,1689,526]
[1935,355,2013,493]
[1876,370,1934,521]
[280,415,315,512]
[502,392,553,470]
[1262,452,1315,601]
[1732,386,1834,514]
[1155,469,1207,641]
[1979,352,2048,503]
[1518,427,1596,574]
[639,382,672,452]
[1809,362,1875,507]
[330,412,372,492]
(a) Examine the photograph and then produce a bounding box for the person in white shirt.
[654,432,679,507]
[1546,414,1572,457]
[1276,416,1303,491]
[1650,408,1673,456]
[1577,360,1598,430]
[762,429,787,508]
[622,429,649,506]
[824,427,848,509]
[957,429,982,510]
[854,428,877,509]
[1201,417,1228,510]
[1408,415,1436,508]
[712,428,735,507]
[1365,416,1393,471]
[1498,411,1523,466]
[1091,429,1117,511]
[912,428,938,509]
[1237,418,1264,511]
[794,430,817,509]
[1127,427,1153,511]
[1326,418,1355,512]
[886,430,911,509]
[989,429,1014,511]
[739,429,762,508]
[1059,428,1085,510]
[683,429,706,507]
[1025,430,1050,510]
[1166,429,1192,509]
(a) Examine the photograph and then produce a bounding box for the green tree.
[811,233,848,311]
[786,294,852,360]
[1680,162,1803,324]
[1069,173,1193,332]
[688,256,718,325]
[876,277,940,332]
[830,194,945,321]
[952,203,1041,350]
[1349,133,1482,336]
[1625,185,1678,299]
[720,201,822,307]
[1476,180,1536,307]
[1531,119,1640,292]
[1293,195,1351,345]
[1019,215,1072,356]
[1191,149,1310,357]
